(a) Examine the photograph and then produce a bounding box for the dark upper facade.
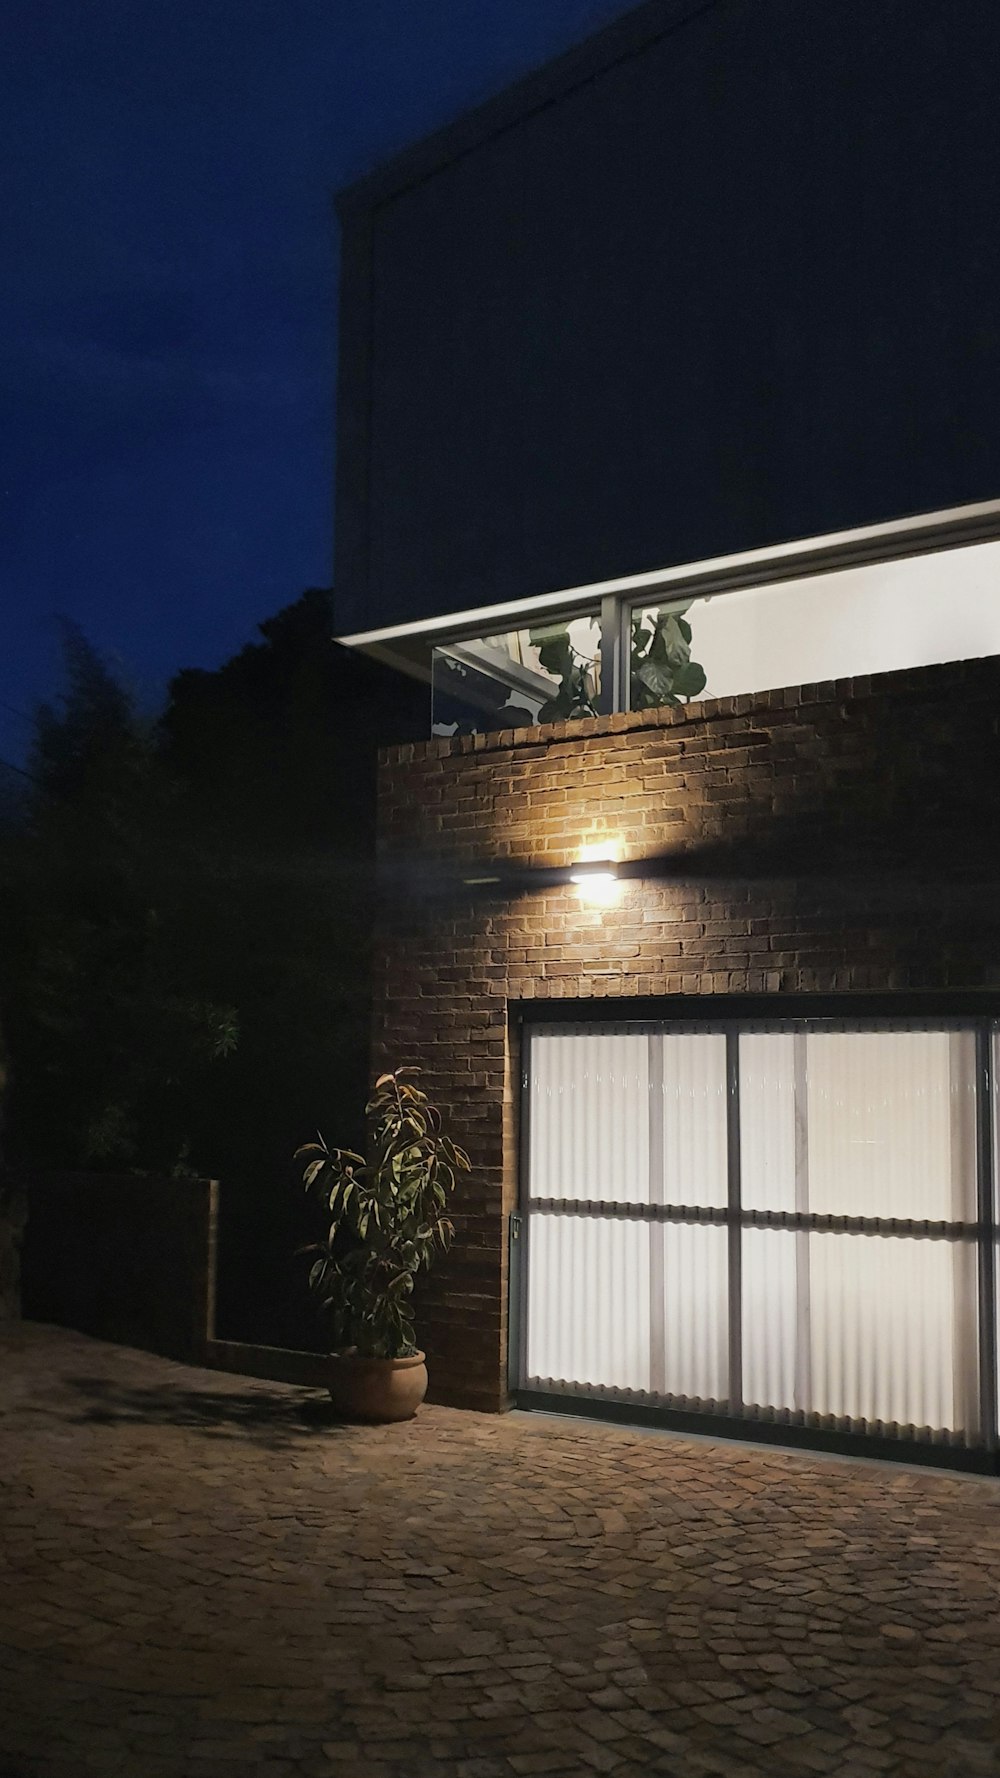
[333,0,1000,640]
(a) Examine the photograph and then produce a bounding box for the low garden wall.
[20,1171,218,1365]
[0,1172,26,1320]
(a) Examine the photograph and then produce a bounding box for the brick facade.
[374,657,1000,1410]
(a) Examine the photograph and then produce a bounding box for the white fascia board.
[336,496,1000,654]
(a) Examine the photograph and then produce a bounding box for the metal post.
[726,1030,744,1416]
[975,1024,998,1454]
[648,1031,666,1396]
[793,1030,813,1415]
[599,593,624,714]
[508,1023,532,1395]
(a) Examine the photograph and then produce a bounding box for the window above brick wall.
[340,496,1000,741]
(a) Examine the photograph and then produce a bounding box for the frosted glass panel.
[526,1214,650,1391]
[809,1233,977,1433]
[742,1226,977,1434]
[529,1028,649,1203]
[807,1032,976,1221]
[742,1227,799,1413]
[654,1033,728,1208]
[740,1034,797,1213]
[522,1020,986,1451]
[741,1029,977,1221]
[657,1223,729,1404]
[529,1027,727,1208]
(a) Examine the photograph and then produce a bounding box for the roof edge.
[336,494,1000,652]
[335,0,719,219]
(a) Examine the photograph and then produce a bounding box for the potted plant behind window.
[294,1068,470,1421]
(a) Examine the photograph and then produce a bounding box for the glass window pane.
[740,1033,797,1214]
[806,1031,976,1222]
[653,1032,728,1209]
[629,601,707,711]
[742,1226,979,1435]
[528,1029,649,1205]
[740,1028,977,1221]
[528,1028,727,1208]
[742,1227,800,1413]
[526,1216,729,1406]
[432,611,600,736]
[807,1231,978,1434]
[656,1222,729,1406]
[629,536,1000,711]
[526,1214,650,1392]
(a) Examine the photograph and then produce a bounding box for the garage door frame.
[509,995,1000,1473]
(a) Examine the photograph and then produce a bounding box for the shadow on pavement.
[51,1372,349,1446]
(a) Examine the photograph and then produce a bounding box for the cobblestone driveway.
[2,1325,1000,1778]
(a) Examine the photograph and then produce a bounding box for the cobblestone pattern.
[374,655,1000,1409]
[3,1325,1000,1778]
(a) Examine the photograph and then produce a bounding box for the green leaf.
[294,1143,327,1164]
[536,637,573,678]
[295,1068,471,1353]
[671,661,707,698]
[651,613,691,668]
[538,683,579,722]
[634,658,683,705]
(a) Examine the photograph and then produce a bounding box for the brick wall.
[374,657,1000,1410]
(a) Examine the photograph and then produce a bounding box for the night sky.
[1,0,633,768]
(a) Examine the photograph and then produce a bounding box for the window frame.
[335,497,1000,732]
[510,997,1000,1468]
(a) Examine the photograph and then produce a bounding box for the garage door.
[514,1019,999,1457]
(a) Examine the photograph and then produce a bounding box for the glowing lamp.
[570,846,621,907]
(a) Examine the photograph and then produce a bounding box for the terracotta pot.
[327,1349,428,1422]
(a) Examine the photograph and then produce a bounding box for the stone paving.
[2,1326,1000,1778]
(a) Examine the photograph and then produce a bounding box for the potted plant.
[294,1067,470,1421]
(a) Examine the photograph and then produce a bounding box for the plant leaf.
[671,660,707,698]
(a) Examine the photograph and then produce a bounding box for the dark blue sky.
[1,0,633,766]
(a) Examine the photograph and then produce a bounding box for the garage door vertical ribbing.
[519,1017,997,1458]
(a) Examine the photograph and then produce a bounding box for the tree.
[0,598,427,1348]
[0,624,238,1176]
[159,590,427,1346]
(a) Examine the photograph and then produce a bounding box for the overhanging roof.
[335,496,1000,679]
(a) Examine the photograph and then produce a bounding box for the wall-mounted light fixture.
[570,844,621,907]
